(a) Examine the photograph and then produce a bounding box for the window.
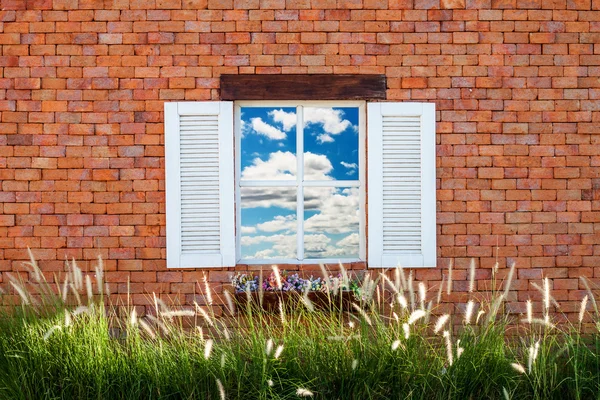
[165,101,436,269]
[236,102,365,264]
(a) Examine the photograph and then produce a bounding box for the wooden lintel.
[220,74,387,101]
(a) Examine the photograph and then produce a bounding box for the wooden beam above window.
[220,74,386,101]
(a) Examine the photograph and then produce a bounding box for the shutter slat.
[381,114,422,254]
[179,114,221,255]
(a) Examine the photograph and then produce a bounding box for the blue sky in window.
[240,106,359,259]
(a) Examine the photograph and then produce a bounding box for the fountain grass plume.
[272,265,282,291]
[436,275,445,305]
[580,276,598,316]
[434,314,450,334]
[465,300,474,325]
[446,259,453,296]
[579,295,588,324]
[468,258,476,293]
[408,309,426,325]
[203,274,213,306]
[418,282,426,310]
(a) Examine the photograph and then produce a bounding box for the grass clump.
[0,254,599,399]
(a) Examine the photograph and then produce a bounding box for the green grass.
[0,256,599,399]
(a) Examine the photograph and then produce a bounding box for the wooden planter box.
[233,290,357,312]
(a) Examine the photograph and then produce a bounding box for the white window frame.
[234,100,367,265]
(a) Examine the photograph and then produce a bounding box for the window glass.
[303,107,359,181]
[240,107,297,181]
[304,187,360,259]
[238,103,362,262]
[240,187,296,259]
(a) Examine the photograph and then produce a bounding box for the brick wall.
[0,0,599,320]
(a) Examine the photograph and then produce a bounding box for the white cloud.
[257,215,296,233]
[241,234,297,259]
[337,232,360,248]
[242,231,359,260]
[240,151,334,210]
[269,109,296,132]
[250,117,286,140]
[340,161,358,175]
[243,187,359,237]
[242,233,343,259]
[316,134,334,144]
[305,108,354,135]
[304,187,360,234]
[252,249,274,259]
[340,161,357,170]
[241,151,296,181]
[241,226,256,234]
[304,152,333,180]
[263,108,356,143]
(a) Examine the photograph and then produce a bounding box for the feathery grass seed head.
[203,274,213,306]
[138,319,156,339]
[216,378,225,400]
[418,282,426,305]
[85,274,93,303]
[9,280,30,305]
[476,309,485,324]
[511,363,526,374]
[204,339,213,360]
[43,325,62,341]
[502,262,515,298]
[129,307,137,326]
[272,265,282,290]
[447,259,453,295]
[469,258,476,293]
[408,309,426,325]
[265,339,273,356]
[443,330,453,366]
[543,277,550,311]
[579,295,588,323]
[296,388,314,397]
[224,290,235,316]
[274,345,284,359]
[194,302,215,328]
[397,294,408,309]
[403,323,410,339]
[278,300,286,325]
[434,314,450,334]
[352,303,372,326]
[465,301,474,325]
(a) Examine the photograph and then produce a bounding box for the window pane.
[303,107,359,181]
[304,187,360,259]
[240,187,297,259]
[240,107,297,181]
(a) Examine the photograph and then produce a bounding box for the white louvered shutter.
[367,102,436,268]
[165,102,235,268]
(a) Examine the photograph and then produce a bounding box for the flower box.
[233,290,357,312]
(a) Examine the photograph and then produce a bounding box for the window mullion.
[296,105,304,261]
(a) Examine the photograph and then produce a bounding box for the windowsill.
[237,258,364,265]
